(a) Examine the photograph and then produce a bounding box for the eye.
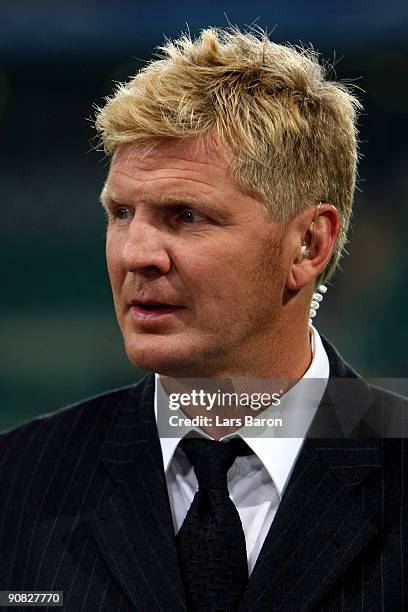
[114,206,133,221]
[179,209,206,224]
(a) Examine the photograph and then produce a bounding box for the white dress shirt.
[154,325,329,574]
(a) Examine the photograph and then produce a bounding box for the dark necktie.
[176,436,253,612]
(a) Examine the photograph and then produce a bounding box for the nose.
[120,216,171,276]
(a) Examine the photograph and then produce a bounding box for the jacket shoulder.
[368,383,408,408]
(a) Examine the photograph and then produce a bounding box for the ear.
[286,204,340,291]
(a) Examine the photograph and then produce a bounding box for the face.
[103,137,291,377]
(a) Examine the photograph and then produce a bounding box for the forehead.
[104,137,241,203]
[112,135,227,166]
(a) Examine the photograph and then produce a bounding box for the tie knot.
[179,437,253,490]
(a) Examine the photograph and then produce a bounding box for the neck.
[159,319,313,440]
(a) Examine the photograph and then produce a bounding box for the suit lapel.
[240,337,382,611]
[239,438,381,611]
[89,374,187,611]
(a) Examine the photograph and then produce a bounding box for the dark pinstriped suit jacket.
[0,337,407,611]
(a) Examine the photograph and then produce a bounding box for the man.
[0,26,407,611]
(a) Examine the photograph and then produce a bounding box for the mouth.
[130,300,185,320]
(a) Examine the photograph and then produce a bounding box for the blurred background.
[1,0,407,429]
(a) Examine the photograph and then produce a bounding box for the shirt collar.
[154,324,329,497]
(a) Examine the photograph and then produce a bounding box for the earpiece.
[298,203,327,324]
[299,202,322,261]
[310,284,327,323]
[300,245,310,259]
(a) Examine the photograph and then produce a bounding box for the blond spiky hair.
[95,26,362,284]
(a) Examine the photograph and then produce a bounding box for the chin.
[125,336,225,378]
[124,337,202,377]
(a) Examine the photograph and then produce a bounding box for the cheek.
[105,236,125,288]
[179,252,253,315]
[178,235,265,301]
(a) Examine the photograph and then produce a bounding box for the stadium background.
[1,0,407,429]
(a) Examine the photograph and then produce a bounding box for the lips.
[130,300,184,320]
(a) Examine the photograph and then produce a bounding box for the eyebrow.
[99,190,223,217]
[155,194,221,215]
[99,188,117,210]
